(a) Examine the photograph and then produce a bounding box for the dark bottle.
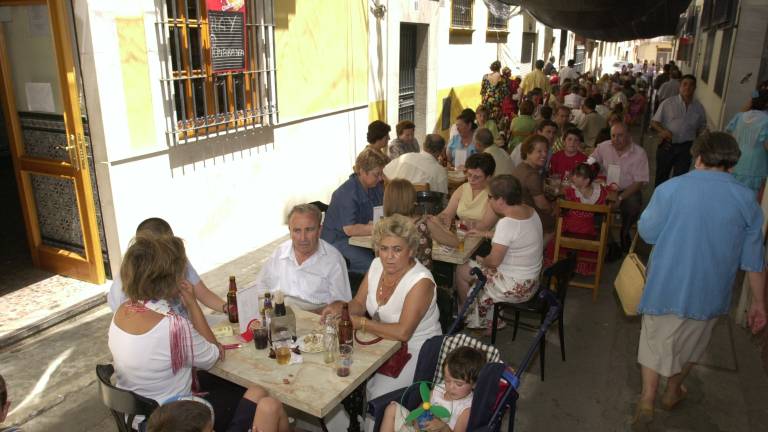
[274,290,286,317]
[227,276,238,323]
[338,303,354,347]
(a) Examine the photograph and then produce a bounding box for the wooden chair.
[552,200,611,301]
[96,364,158,432]
[412,183,430,192]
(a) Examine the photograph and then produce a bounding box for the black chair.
[415,191,446,215]
[490,254,577,381]
[308,200,329,213]
[96,364,159,432]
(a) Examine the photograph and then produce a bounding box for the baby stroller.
[369,259,571,432]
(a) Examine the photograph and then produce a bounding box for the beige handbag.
[614,234,646,316]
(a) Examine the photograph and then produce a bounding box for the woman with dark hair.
[512,135,555,241]
[447,109,478,165]
[632,132,766,426]
[481,60,508,129]
[508,100,536,151]
[454,175,543,330]
[725,88,768,196]
[365,120,392,156]
[435,153,498,231]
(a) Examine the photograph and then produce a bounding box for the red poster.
[206,0,247,73]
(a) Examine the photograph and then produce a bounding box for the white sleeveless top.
[365,258,442,353]
[431,385,474,429]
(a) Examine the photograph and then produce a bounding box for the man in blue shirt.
[632,132,766,426]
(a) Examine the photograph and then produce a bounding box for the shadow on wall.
[167,126,275,172]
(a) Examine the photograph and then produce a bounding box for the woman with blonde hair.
[108,235,292,432]
[322,215,442,402]
[322,149,388,273]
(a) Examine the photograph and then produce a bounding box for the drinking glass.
[336,344,353,377]
[274,339,292,365]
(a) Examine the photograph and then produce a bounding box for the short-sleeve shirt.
[321,174,384,245]
[637,170,765,319]
[548,150,587,179]
[383,152,449,194]
[652,95,707,143]
[578,111,608,148]
[725,110,768,191]
[520,69,551,95]
[447,134,477,163]
[483,145,514,176]
[512,162,554,232]
[253,239,352,306]
[508,115,537,148]
[388,137,420,160]
[493,214,543,281]
[590,140,649,190]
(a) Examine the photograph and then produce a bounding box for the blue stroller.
[369,257,574,432]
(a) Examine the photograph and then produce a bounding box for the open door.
[0,0,104,283]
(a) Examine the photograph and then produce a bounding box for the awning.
[497,0,691,42]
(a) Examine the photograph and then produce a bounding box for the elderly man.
[520,59,551,96]
[383,133,448,194]
[631,132,766,427]
[475,127,513,175]
[651,74,707,186]
[253,204,351,312]
[589,122,649,251]
[578,96,608,151]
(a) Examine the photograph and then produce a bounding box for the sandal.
[660,387,688,411]
[629,402,654,430]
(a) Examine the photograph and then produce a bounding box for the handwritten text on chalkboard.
[208,10,245,72]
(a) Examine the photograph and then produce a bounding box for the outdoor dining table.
[349,234,483,265]
[209,308,400,431]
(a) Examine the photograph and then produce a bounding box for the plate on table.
[298,333,324,353]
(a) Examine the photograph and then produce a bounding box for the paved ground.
[2,126,768,431]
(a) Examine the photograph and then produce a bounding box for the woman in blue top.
[447,109,478,166]
[631,132,766,427]
[321,149,387,273]
[725,88,768,196]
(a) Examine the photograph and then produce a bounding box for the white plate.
[298,333,324,353]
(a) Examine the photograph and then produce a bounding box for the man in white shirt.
[650,74,707,186]
[475,127,513,175]
[383,134,448,194]
[559,59,579,82]
[656,69,681,107]
[252,204,351,312]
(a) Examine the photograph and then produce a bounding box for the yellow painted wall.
[275,0,368,122]
[434,83,481,140]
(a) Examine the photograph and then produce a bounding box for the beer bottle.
[227,276,238,323]
[274,290,286,317]
[338,303,354,347]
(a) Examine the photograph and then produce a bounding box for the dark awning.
[498,0,690,42]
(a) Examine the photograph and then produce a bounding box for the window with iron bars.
[487,12,507,31]
[158,0,277,142]
[451,0,474,29]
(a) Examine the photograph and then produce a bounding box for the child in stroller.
[380,346,486,432]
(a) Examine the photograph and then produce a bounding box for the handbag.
[614,233,647,316]
[355,331,412,378]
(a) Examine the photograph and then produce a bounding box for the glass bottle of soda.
[274,291,286,317]
[226,276,238,323]
[338,303,354,347]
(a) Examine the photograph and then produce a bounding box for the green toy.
[404,382,451,423]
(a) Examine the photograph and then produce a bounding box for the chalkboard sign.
[207,1,246,73]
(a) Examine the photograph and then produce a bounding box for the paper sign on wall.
[25,82,55,113]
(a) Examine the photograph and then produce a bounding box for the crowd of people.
[3,58,765,432]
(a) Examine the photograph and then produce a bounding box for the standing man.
[520,60,551,97]
[631,132,766,427]
[559,59,579,82]
[589,122,649,251]
[655,68,681,107]
[543,56,556,76]
[650,74,707,186]
[254,204,352,313]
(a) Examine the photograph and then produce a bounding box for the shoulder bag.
[355,330,411,378]
[614,233,647,316]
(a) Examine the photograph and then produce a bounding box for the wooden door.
[0,0,104,283]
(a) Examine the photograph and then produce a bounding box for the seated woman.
[475,105,499,144]
[322,215,442,402]
[544,163,607,275]
[434,153,498,233]
[512,135,556,244]
[455,175,543,330]
[321,149,388,273]
[548,127,588,179]
[508,100,536,151]
[384,179,459,270]
[108,235,292,432]
[447,109,478,166]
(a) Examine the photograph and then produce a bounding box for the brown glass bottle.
[338,303,354,347]
[226,276,238,323]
